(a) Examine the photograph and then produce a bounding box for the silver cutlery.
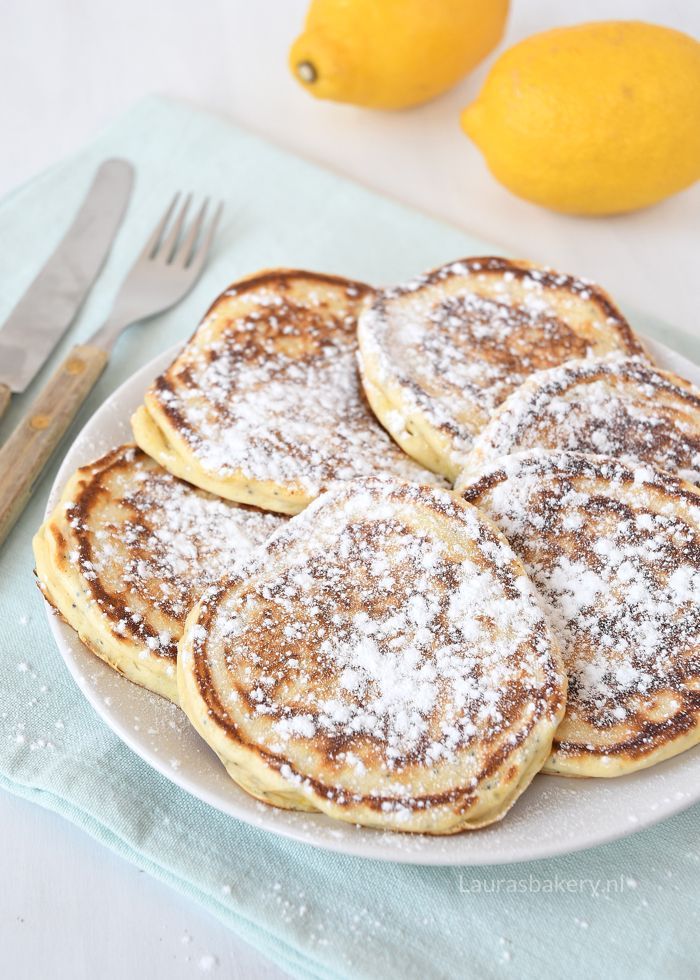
[0,192,222,546]
[0,159,134,418]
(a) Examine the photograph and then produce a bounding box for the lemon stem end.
[296,61,318,84]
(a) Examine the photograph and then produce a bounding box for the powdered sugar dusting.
[151,274,439,493]
[189,478,564,816]
[466,357,700,485]
[360,257,641,465]
[462,451,700,751]
[64,447,285,659]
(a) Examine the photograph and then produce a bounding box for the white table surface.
[1,1,698,977]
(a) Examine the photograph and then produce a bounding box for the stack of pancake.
[34,258,700,835]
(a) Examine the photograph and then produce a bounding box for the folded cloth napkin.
[1,96,698,980]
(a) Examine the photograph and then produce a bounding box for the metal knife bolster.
[0,158,134,392]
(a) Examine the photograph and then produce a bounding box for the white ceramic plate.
[44,338,700,865]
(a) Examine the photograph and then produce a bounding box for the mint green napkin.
[1,97,698,980]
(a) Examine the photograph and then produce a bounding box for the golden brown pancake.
[457,451,700,776]
[358,256,647,479]
[132,269,441,514]
[33,445,285,702]
[178,477,566,833]
[464,357,700,485]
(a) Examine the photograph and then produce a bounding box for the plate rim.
[42,337,700,865]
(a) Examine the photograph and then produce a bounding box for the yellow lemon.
[290,0,509,110]
[461,21,700,214]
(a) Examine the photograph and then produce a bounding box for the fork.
[0,193,222,546]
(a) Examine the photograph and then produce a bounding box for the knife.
[0,158,134,418]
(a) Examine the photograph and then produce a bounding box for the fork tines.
[143,193,223,270]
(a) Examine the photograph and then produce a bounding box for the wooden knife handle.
[0,382,10,420]
[0,344,109,546]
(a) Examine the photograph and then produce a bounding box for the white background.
[1,1,698,977]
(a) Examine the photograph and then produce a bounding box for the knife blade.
[0,158,134,396]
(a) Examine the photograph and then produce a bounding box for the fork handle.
[0,344,109,547]
[0,382,10,420]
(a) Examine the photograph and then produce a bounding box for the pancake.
[178,477,566,834]
[357,256,646,480]
[33,445,285,702]
[132,269,440,515]
[464,357,700,485]
[457,451,700,777]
